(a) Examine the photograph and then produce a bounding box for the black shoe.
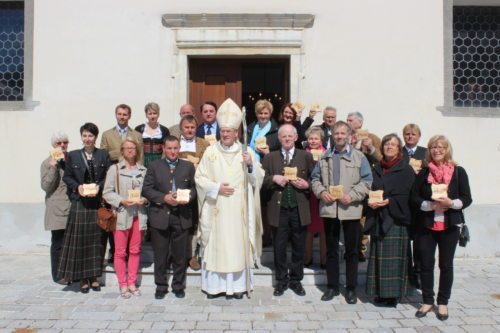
[415,304,434,318]
[173,290,185,298]
[304,259,313,267]
[289,282,306,296]
[80,279,89,294]
[90,278,101,292]
[320,263,326,270]
[358,253,366,262]
[226,292,245,300]
[55,278,70,286]
[206,293,220,299]
[436,305,449,321]
[345,289,357,304]
[154,290,167,299]
[386,298,398,308]
[273,284,288,297]
[321,289,339,301]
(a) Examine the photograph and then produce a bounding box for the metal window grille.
[0,1,24,101]
[453,6,500,108]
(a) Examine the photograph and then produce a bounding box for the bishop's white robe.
[195,141,264,295]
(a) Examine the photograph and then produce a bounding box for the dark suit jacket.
[63,148,112,201]
[261,149,314,227]
[196,123,220,140]
[411,165,472,230]
[319,122,334,149]
[141,159,196,230]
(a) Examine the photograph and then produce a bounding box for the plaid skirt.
[57,199,105,281]
[366,222,412,298]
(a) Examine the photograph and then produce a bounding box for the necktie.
[206,124,212,135]
[408,148,414,157]
[285,150,290,165]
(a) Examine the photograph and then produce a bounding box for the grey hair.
[50,131,69,147]
[347,111,364,124]
[332,120,353,136]
[324,106,337,113]
[278,123,298,136]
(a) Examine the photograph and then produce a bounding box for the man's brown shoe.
[189,256,201,271]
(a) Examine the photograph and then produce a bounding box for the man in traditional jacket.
[195,98,264,299]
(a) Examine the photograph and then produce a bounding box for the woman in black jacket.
[365,133,415,307]
[247,99,280,162]
[411,135,472,321]
[58,123,112,293]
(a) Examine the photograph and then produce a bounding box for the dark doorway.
[189,57,289,125]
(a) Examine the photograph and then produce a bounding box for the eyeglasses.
[430,146,445,151]
[55,141,69,145]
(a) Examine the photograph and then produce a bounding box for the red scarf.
[427,161,455,185]
[380,155,401,174]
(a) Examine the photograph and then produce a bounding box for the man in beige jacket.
[100,104,143,163]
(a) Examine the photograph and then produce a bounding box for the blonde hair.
[305,126,325,141]
[144,102,160,115]
[426,135,455,164]
[254,99,273,115]
[120,138,140,163]
[402,123,421,137]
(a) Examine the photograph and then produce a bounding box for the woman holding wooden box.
[364,133,415,307]
[58,122,112,293]
[102,138,148,298]
[411,135,472,320]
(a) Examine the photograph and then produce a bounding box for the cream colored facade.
[0,0,499,256]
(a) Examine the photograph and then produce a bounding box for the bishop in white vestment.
[195,99,264,298]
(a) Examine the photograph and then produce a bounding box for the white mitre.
[216,98,243,130]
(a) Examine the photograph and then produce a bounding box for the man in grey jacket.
[311,121,372,304]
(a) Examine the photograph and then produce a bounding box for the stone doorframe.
[162,14,315,110]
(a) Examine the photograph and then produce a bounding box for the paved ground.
[0,254,499,333]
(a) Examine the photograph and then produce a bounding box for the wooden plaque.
[409,158,422,171]
[292,101,305,113]
[431,184,448,200]
[310,103,321,112]
[283,167,298,181]
[204,134,217,145]
[128,189,141,202]
[176,189,191,202]
[186,155,200,165]
[368,190,384,204]
[82,183,97,196]
[356,129,369,141]
[328,185,344,200]
[50,147,64,161]
[310,149,323,161]
[255,137,267,149]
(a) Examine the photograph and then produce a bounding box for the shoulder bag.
[97,165,118,232]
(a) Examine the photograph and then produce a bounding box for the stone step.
[102,243,368,287]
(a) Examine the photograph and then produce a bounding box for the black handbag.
[456,169,470,247]
[459,224,470,247]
